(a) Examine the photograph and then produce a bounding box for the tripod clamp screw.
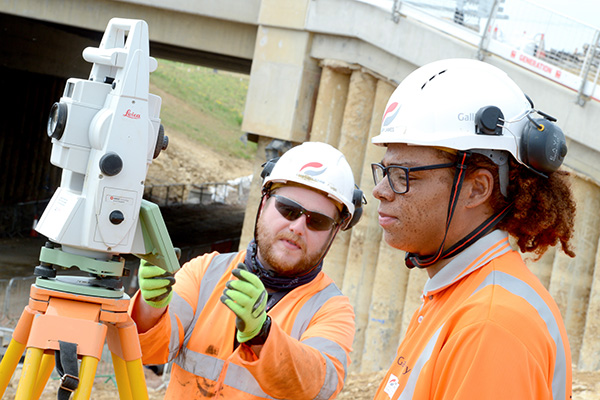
[59,373,79,393]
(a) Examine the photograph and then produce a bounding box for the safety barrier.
[389,0,600,103]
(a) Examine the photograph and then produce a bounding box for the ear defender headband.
[474,104,568,177]
[260,157,364,231]
[345,186,365,231]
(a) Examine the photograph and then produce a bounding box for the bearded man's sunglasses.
[270,194,340,231]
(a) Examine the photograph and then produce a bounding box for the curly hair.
[465,153,576,259]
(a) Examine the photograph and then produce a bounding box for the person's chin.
[383,231,407,250]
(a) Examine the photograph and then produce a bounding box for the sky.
[535,0,599,30]
[361,0,599,53]
[498,0,599,52]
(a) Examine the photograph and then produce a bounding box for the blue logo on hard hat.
[300,162,326,176]
[382,102,400,126]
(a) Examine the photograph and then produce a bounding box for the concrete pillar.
[336,79,392,372]
[240,0,317,248]
[310,63,351,146]
[338,69,377,180]
[323,69,377,285]
[548,176,600,366]
[577,182,600,371]
[360,240,408,373]
[242,25,320,143]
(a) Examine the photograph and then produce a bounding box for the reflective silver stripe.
[303,337,348,379]
[224,363,276,399]
[175,349,278,398]
[398,326,444,399]
[167,292,193,359]
[169,253,236,361]
[452,239,511,283]
[473,271,567,400]
[175,347,225,381]
[303,337,343,399]
[288,283,347,399]
[290,283,343,339]
[182,253,236,349]
[424,230,510,295]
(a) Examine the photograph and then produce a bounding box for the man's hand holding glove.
[220,263,271,344]
[138,259,176,308]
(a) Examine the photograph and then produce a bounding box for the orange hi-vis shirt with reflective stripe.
[131,251,355,399]
[373,230,572,400]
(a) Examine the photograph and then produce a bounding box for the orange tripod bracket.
[0,284,149,400]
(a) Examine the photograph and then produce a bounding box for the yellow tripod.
[0,284,149,399]
[0,201,177,398]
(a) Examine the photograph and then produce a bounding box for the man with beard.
[130,142,363,399]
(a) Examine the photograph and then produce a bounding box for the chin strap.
[406,203,513,268]
[405,151,513,269]
[405,151,470,269]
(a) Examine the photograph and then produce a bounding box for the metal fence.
[144,175,252,207]
[0,199,50,238]
[381,0,600,103]
[0,276,35,332]
[0,277,120,386]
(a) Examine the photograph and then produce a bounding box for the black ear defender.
[475,102,568,177]
[520,114,568,176]
[260,157,279,194]
[342,187,365,231]
[519,95,568,175]
[260,157,279,180]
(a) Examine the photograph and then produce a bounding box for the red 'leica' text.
[123,109,141,119]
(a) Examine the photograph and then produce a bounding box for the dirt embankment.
[145,128,253,186]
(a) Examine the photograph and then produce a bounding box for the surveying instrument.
[0,18,179,399]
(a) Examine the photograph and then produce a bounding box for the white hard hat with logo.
[373,58,567,174]
[262,142,361,230]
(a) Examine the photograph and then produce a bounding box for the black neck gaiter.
[244,240,322,292]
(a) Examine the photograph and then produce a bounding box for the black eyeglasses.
[270,194,340,231]
[371,162,455,194]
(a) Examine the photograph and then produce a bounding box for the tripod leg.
[107,318,149,399]
[126,358,150,400]
[0,306,36,396]
[72,355,99,400]
[112,352,133,400]
[31,352,55,400]
[0,338,27,395]
[15,347,44,400]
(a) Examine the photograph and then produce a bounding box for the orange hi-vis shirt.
[373,230,572,400]
[131,250,355,399]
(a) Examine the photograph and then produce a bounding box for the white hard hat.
[373,58,533,166]
[262,142,360,230]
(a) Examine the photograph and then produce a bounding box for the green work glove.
[220,263,268,343]
[138,259,176,308]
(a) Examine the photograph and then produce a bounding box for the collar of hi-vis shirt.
[422,230,512,298]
